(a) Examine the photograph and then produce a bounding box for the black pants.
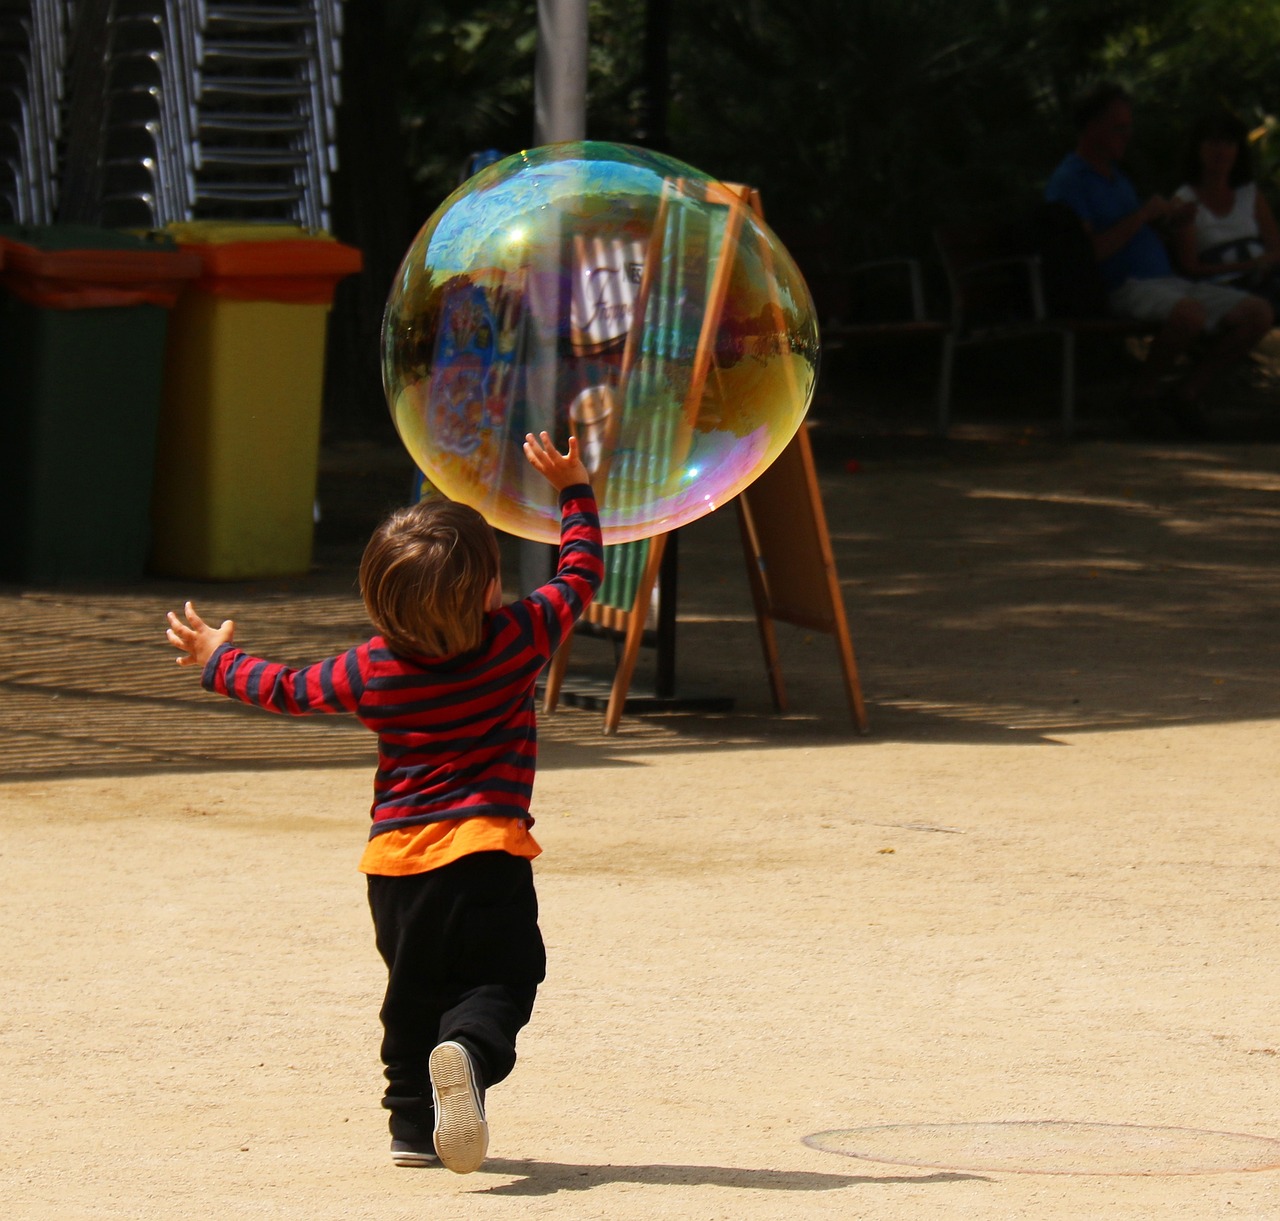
[366,851,545,1141]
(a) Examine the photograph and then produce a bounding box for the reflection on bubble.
[382,141,818,545]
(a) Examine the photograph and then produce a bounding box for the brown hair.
[359,496,501,657]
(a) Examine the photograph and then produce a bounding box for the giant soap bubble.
[382,141,818,545]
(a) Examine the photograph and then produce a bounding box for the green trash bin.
[0,226,199,582]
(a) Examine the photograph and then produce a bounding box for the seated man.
[1046,82,1273,430]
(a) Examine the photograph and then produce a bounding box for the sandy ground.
[4,396,1280,1218]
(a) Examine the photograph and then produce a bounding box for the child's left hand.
[523,431,590,491]
[166,601,235,668]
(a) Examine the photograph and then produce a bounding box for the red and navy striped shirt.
[203,486,603,839]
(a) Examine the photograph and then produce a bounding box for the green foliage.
[388,0,649,213]
[663,0,1061,262]
[390,0,1280,290]
[1086,0,1280,190]
[390,0,538,211]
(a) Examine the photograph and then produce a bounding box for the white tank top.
[1174,182,1263,273]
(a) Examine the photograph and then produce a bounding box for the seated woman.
[1173,111,1280,311]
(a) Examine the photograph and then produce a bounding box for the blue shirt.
[1045,152,1172,289]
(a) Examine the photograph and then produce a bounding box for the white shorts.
[1108,276,1253,331]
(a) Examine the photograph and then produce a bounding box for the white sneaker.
[429,1041,489,1174]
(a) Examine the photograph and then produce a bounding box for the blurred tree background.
[325,0,1280,432]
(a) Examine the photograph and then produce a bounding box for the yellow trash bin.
[149,223,362,579]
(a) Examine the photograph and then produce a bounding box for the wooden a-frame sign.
[736,420,868,731]
[546,182,869,733]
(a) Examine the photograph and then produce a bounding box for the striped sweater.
[203,485,603,838]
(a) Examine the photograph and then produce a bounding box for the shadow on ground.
[470,1157,986,1195]
[3,363,1280,781]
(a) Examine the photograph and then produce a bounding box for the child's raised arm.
[166,600,235,668]
[523,431,590,492]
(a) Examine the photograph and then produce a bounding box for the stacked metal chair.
[0,0,71,223]
[59,0,343,229]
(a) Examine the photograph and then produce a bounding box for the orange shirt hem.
[358,815,542,876]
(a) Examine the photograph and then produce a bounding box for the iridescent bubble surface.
[382,141,818,544]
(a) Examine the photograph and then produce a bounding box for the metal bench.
[935,219,1154,437]
[820,255,948,414]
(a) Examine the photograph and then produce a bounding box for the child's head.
[360,496,501,657]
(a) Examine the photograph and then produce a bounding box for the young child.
[165,432,602,1174]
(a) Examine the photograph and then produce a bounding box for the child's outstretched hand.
[166,601,235,668]
[523,431,590,492]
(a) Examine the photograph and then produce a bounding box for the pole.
[521,0,590,593]
[534,0,588,145]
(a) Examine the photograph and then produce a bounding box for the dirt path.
[3,432,1280,1218]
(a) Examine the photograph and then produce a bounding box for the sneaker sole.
[391,1149,438,1168]
[430,1041,489,1174]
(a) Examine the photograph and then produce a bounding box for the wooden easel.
[542,532,669,733]
[546,174,746,735]
[736,422,868,731]
[545,183,868,733]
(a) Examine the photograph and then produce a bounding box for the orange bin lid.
[165,223,363,303]
[0,238,201,310]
